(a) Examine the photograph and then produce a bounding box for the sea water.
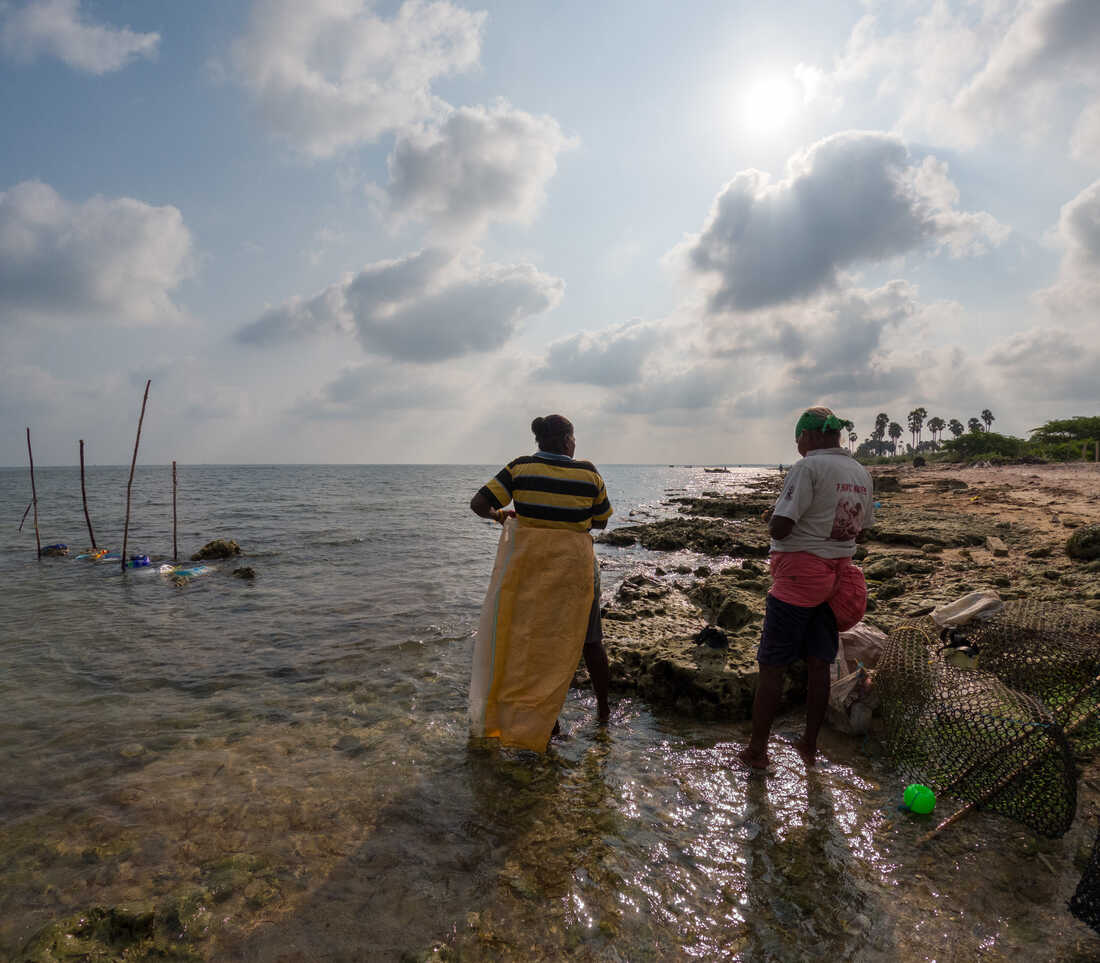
[1,464,1097,960]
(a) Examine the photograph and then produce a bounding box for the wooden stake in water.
[172,460,178,561]
[79,439,97,550]
[121,380,151,573]
[26,427,41,559]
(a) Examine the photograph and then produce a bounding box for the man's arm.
[769,514,796,540]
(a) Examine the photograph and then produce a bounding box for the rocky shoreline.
[585,462,1100,720]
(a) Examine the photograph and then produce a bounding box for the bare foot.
[792,738,816,767]
[737,747,770,772]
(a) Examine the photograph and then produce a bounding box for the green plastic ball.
[903,783,936,814]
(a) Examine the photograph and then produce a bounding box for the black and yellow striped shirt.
[480,454,613,532]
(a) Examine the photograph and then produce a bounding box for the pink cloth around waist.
[768,551,867,632]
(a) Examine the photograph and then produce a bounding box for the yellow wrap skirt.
[469,517,596,751]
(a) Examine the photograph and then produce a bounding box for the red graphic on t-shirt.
[830,498,864,540]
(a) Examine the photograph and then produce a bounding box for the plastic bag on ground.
[931,590,1003,629]
[828,622,887,734]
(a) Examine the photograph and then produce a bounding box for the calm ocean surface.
[2,464,1097,961]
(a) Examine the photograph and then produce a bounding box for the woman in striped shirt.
[470,415,612,738]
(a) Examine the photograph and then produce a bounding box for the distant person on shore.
[739,406,874,771]
[468,415,612,750]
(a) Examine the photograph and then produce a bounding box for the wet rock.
[864,557,899,581]
[595,582,768,720]
[694,626,729,649]
[935,478,969,490]
[688,576,766,632]
[867,510,992,548]
[597,518,769,557]
[598,529,637,547]
[40,543,69,557]
[669,494,774,520]
[921,543,943,555]
[874,582,906,601]
[1066,524,1100,561]
[191,538,241,561]
[232,566,256,579]
[1027,546,1053,558]
[875,475,902,492]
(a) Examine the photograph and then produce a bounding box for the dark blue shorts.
[757,593,839,666]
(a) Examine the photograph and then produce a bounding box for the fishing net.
[1071,823,1100,935]
[876,623,1077,838]
[960,601,1100,742]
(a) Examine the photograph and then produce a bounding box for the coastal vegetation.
[854,414,1100,465]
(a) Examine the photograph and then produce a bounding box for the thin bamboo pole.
[79,439,97,550]
[26,428,41,559]
[172,460,178,561]
[121,380,151,573]
[19,503,31,531]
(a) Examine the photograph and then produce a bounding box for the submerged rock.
[232,566,256,579]
[20,900,205,961]
[191,538,241,561]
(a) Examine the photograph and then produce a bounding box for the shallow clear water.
[1,464,1098,961]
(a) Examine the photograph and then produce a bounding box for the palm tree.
[888,421,903,454]
[948,418,964,438]
[873,412,890,441]
[907,407,927,449]
[927,416,946,446]
[968,417,983,433]
[840,419,855,452]
[981,408,995,432]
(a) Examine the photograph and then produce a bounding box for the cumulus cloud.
[679,132,1006,313]
[985,325,1100,403]
[294,361,462,419]
[233,0,484,157]
[1,0,158,73]
[385,101,577,239]
[1070,100,1100,162]
[536,320,661,387]
[822,1,1100,150]
[606,365,727,417]
[1041,177,1100,317]
[711,281,923,417]
[0,180,194,324]
[237,247,563,362]
[956,0,1100,128]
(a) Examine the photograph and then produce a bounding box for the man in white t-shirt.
[738,406,874,772]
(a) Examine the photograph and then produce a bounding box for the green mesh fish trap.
[1070,824,1100,935]
[961,601,1100,736]
[876,623,1077,838]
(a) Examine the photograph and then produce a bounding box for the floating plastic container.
[125,554,151,568]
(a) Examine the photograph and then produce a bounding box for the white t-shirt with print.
[770,448,875,558]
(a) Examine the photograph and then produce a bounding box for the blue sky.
[1,0,1098,466]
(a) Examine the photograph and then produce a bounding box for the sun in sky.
[738,72,802,135]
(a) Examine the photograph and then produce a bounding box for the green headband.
[795,410,844,440]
